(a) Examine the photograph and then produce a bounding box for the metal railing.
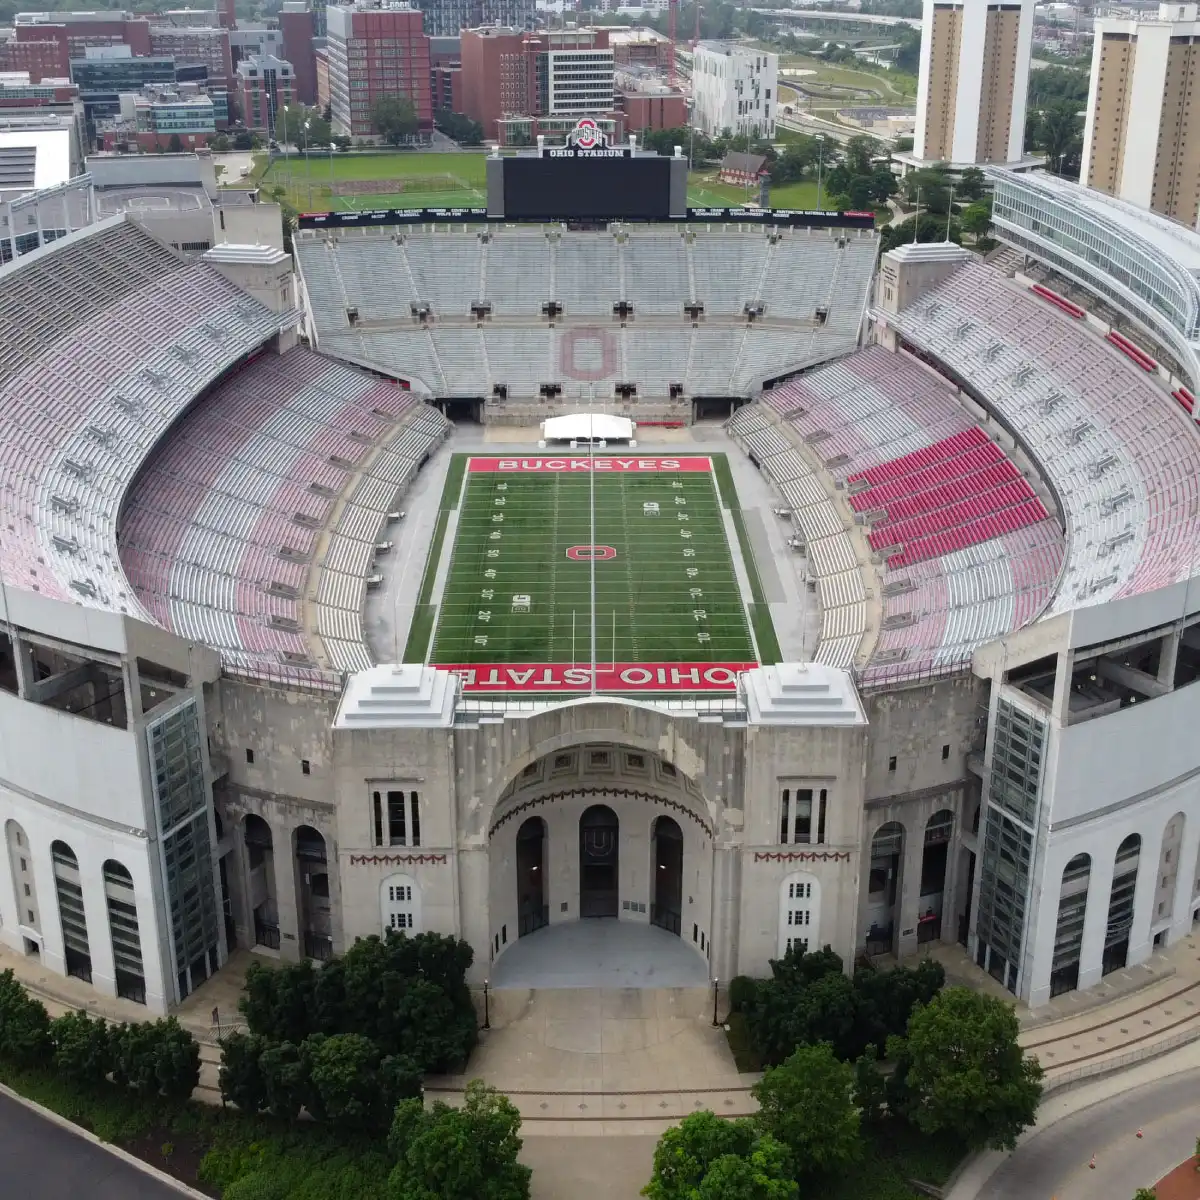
[650,904,682,936]
[518,906,549,938]
[304,932,333,961]
[254,918,281,950]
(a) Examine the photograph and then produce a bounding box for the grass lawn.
[779,54,918,103]
[428,457,758,671]
[254,148,833,211]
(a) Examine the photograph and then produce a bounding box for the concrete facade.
[913,0,1034,166]
[691,42,778,140]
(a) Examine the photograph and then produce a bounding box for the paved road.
[0,1092,185,1199]
[976,1068,1200,1200]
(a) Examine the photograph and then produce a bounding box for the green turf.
[428,465,756,666]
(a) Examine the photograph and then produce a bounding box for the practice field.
[428,457,758,694]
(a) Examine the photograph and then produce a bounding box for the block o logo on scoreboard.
[566,545,617,561]
[567,117,606,150]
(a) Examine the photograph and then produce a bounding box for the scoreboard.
[499,155,675,221]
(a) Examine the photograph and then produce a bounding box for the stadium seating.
[0,219,290,614]
[732,345,1066,683]
[295,226,877,400]
[885,259,1200,609]
[119,348,449,673]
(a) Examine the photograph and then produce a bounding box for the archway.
[866,821,905,955]
[243,815,279,949]
[918,809,954,943]
[5,819,39,952]
[51,840,91,982]
[102,859,145,1003]
[579,804,619,919]
[1104,833,1140,975]
[651,816,683,936]
[1051,853,1090,997]
[516,817,548,937]
[294,825,331,961]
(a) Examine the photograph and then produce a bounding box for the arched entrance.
[866,821,905,955]
[516,817,548,937]
[650,816,683,935]
[579,804,619,919]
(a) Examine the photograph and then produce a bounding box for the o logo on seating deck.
[566,545,617,561]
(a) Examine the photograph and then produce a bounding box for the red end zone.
[467,456,712,473]
[446,662,755,694]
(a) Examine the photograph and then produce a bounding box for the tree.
[388,1080,532,1200]
[259,1040,309,1119]
[695,1138,798,1200]
[752,1044,862,1178]
[372,96,418,146]
[218,1031,269,1114]
[1131,1190,1157,1200]
[958,166,986,200]
[279,103,331,151]
[888,987,1043,1151]
[901,165,952,214]
[0,969,51,1066]
[1033,100,1083,176]
[853,1048,888,1128]
[961,198,993,237]
[642,1112,795,1200]
[434,109,484,146]
[306,1032,421,1133]
[879,213,962,252]
[50,1010,113,1087]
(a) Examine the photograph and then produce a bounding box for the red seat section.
[847,425,989,488]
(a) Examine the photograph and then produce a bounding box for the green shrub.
[727,976,757,1014]
[219,1032,269,1114]
[111,1018,199,1101]
[50,1009,113,1087]
[0,969,51,1066]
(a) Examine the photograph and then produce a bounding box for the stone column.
[271,822,302,963]
[895,821,924,959]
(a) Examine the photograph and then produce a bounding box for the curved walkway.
[949,1049,1200,1200]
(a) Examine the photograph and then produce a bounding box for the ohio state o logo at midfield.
[565,545,617,561]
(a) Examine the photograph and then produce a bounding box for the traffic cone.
[1089,1155,1096,1169]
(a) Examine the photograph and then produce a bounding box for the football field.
[427,456,757,691]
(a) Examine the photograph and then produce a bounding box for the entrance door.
[516,817,548,936]
[651,816,683,935]
[579,805,619,918]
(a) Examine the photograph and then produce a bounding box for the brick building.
[148,25,234,90]
[325,1,432,139]
[3,10,152,82]
[619,86,686,134]
[236,53,295,135]
[279,2,318,105]
[460,26,620,146]
[429,35,461,115]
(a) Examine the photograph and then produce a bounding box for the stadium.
[0,135,1196,1019]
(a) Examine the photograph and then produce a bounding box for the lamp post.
[303,120,312,210]
[329,141,336,209]
[816,134,826,212]
[711,976,720,1027]
[281,105,289,190]
[482,977,490,1029]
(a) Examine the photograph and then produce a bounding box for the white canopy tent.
[540,413,635,445]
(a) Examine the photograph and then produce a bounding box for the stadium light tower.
[667,0,678,85]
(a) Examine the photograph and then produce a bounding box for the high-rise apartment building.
[325,2,432,139]
[1081,2,1200,225]
[691,42,777,140]
[911,0,1035,166]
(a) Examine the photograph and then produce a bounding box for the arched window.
[51,840,91,982]
[1104,834,1141,976]
[5,819,38,934]
[381,873,420,934]
[778,872,821,958]
[103,859,145,1004]
[1051,852,1090,997]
